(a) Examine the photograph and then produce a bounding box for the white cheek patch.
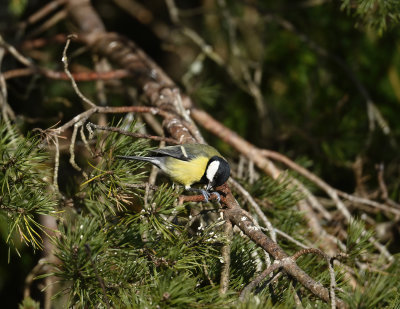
[206,161,220,182]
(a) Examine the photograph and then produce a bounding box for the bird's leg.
[185,187,210,202]
[185,187,221,202]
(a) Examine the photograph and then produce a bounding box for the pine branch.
[0,122,57,250]
[63,0,347,306]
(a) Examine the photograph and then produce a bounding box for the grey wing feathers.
[150,145,193,161]
[150,144,220,161]
[116,155,162,167]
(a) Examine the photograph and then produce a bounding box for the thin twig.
[28,9,68,38]
[219,219,232,294]
[261,149,400,216]
[178,193,221,203]
[20,34,68,49]
[377,163,389,200]
[24,259,46,298]
[80,125,94,155]
[53,135,60,191]
[328,258,337,309]
[87,122,179,144]
[0,34,32,67]
[41,214,59,309]
[53,105,170,136]
[290,280,303,308]
[0,46,17,139]
[166,0,268,125]
[262,149,352,221]
[274,228,309,249]
[291,248,338,309]
[239,259,286,300]
[69,121,88,178]
[337,190,400,214]
[237,155,245,179]
[113,0,154,25]
[3,66,130,81]
[93,56,108,107]
[261,149,394,261]
[292,177,332,220]
[62,35,97,107]
[124,183,159,190]
[376,164,400,209]
[202,259,215,287]
[21,0,67,28]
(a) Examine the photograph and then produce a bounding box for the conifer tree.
[1,1,400,308]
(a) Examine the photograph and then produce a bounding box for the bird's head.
[205,156,230,191]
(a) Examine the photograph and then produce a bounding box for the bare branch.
[62,35,97,108]
[69,121,88,178]
[87,122,179,144]
[239,259,285,300]
[20,0,67,28]
[3,67,130,81]
[229,178,276,242]
[53,135,60,191]
[220,184,345,307]
[261,149,400,216]
[219,219,232,294]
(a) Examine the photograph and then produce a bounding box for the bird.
[116,144,230,202]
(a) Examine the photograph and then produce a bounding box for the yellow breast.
[166,156,209,187]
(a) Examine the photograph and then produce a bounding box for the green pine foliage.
[345,219,374,262]
[8,0,28,17]
[18,297,40,309]
[341,0,400,34]
[49,124,356,307]
[81,122,150,216]
[190,80,222,108]
[2,120,398,307]
[3,1,400,305]
[47,123,325,307]
[46,124,229,307]
[0,122,57,251]
[242,174,306,239]
[229,236,261,291]
[340,221,400,307]
[342,259,400,308]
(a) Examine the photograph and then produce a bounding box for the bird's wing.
[151,144,220,161]
[150,145,194,161]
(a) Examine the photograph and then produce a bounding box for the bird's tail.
[116,155,161,167]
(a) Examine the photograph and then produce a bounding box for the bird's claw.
[210,191,221,202]
[200,190,221,203]
[200,190,210,202]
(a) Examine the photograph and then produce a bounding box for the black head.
[203,156,230,190]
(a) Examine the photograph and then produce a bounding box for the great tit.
[117,144,230,202]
